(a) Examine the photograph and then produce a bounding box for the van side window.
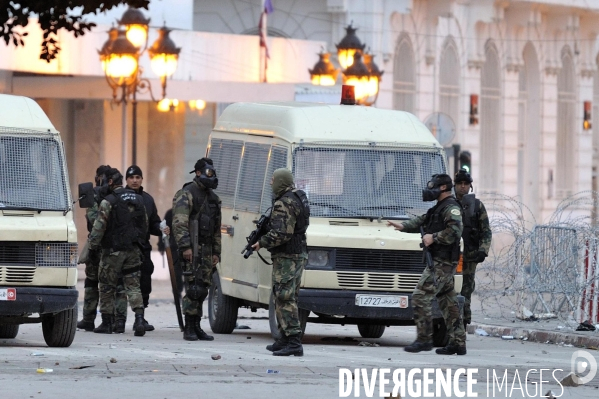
[209,138,244,208]
[236,142,271,212]
[260,145,288,212]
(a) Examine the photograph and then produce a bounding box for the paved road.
[1,280,597,399]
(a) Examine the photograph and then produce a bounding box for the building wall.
[191,0,599,222]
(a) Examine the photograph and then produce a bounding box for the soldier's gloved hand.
[475,251,487,263]
[182,248,192,261]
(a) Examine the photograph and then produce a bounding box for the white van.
[0,94,78,347]
[207,102,463,345]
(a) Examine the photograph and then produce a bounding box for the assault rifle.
[241,209,271,262]
[420,226,438,288]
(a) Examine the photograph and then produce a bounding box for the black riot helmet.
[191,157,218,189]
[95,165,112,187]
[422,173,453,202]
[105,167,123,187]
[454,168,473,184]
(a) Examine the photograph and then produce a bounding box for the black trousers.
[140,248,154,308]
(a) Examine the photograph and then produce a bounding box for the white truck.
[0,94,78,347]
[207,101,463,345]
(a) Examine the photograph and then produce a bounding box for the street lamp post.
[99,7,180,169]
[310,24,383,106]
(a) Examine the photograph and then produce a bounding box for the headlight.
[308,250,329,267]
[36,243,78,267]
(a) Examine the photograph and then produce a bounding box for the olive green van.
[0,94,78,347]
[207,102,462,345]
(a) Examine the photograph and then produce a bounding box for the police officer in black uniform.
[87,168,148,336]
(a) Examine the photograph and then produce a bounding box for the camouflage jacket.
[85,202,99,234]
[401,196,463,263]
[172,179,221,256]
[87,188,149,251]
[259,188,307,259]
[85,186,104,233]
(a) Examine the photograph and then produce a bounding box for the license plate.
[0,288,16,301]
[355,294,408,308]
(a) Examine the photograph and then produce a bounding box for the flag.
[259,0,274,59]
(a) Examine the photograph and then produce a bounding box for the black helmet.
[422,173,453,202]
[454,168,473,184]
[105,168,123,186]
[95,164,112,187]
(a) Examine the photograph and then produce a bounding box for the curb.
[467,323,599,349]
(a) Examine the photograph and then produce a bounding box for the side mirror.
[77,182,95,208]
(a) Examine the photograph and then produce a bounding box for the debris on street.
[211,354,221,360]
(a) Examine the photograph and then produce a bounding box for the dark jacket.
[127,185,162,252]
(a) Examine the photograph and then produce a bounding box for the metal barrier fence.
[474,192,599,327]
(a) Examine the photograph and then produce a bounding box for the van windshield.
[293,145,446,219]
[0,134,70,211]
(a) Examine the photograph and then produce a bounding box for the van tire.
[269,292,308,340]
[0,324,19,339]
[432,317,449,347]
[357,324,385,338]
[42,307,77,347]
[208,271,239,334]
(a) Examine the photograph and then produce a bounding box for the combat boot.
[194,318,214,341]
[266,335,288,352]
[93,314,113,334]
[183,315,198,341]
[143,318,155,331]
[113,319,126,334]
[273,334,303,357]
[133,313,146,337]
[436,344,466,355]
[77,319,95,332]
[404,340,433,353]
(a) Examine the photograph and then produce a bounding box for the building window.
[392,34,415,113]
[439,39,460,133]
[518,42,541,210]
[556,47,576,198]
[480,43,501,191]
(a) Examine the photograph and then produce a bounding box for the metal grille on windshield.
[0,127,70,211]
[292,142,446,219]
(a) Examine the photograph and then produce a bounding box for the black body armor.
[461,197,481,250]
[101,188,147,251]
[183,181,220,243]
[424,197,460,262]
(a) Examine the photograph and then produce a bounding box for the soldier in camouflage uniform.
[251,168,310,357]
[77,165,111,331]
[387,174,467,355]
[87,168,148,337]
[454,168,492,329]
[172,158,220,341]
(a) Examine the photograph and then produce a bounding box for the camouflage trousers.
[98,249,144,316]
[460,261,478,325]
[114,248,153,321]
[81,250,101,323]
[412,261,466,347]
[181,250,214,316]
[272,255,307,337]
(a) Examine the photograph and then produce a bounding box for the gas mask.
[199,165,218,189]
[95,174,106,187]
[422,180,442,202]
[422,174,453,202]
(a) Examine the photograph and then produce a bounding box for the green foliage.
[0,0,150,62]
